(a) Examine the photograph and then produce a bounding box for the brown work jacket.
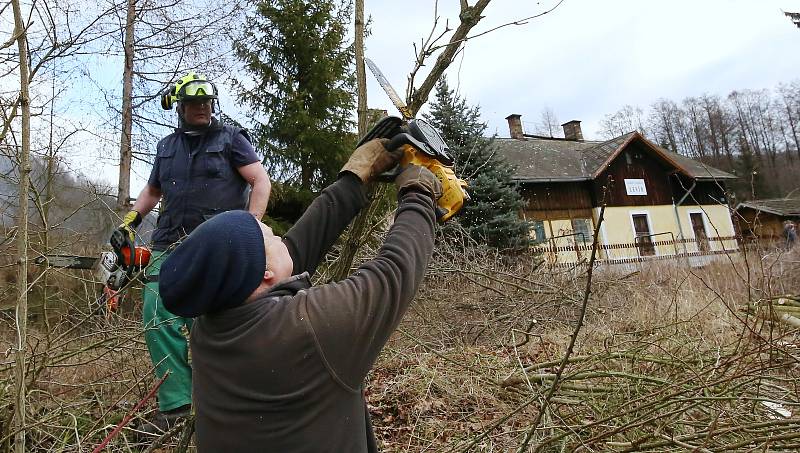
[191,173,436,452]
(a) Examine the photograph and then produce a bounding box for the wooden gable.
[592,139,679,207]
[519,181,593,220]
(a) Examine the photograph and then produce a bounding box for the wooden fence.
[532,235,741,267]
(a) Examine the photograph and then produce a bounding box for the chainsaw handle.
[387,133,427,156]
[109,229,135,281]
[375,133,427,182]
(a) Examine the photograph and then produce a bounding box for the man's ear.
[263,270,277,285]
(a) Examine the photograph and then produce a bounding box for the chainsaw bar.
[34,254,98,270]
[365,58,413,120]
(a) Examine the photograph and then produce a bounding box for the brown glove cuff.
[395,165,442,200]
[340,157,371,183]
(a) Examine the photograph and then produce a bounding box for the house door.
[632,214,655,256]
[690,212,709,252]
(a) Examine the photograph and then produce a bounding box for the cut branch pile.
[1,229,798,452]
[367,240,800,452]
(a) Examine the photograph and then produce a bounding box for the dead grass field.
[1,245,799,451]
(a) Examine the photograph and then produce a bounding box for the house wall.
[520,182,592,212]
[671,176,729,205]
[530,203,738,263]
[593,142,675,207]
[676,204,738,252]
[597,204,737,257]
[598,205,676,258]
[543,218,590,264]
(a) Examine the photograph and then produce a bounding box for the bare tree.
[534,106,561,138]
[10,0,31,449]
[699,93,734,165]
[355,0,368,138]
[682,97,708,159]
[116,0,135,209]
[648,99,681,152]
[599,104,647,139]
[331,1,566,277]
[406,1,566,115]
[777,81,800,160]
[729,90,768,161]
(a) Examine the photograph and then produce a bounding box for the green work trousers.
[142,250,193,412]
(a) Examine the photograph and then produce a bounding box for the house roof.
[735,198,800,217]
[492,131,736,183]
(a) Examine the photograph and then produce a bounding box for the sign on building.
[624,179,647,196]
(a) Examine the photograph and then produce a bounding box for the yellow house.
[494,115,739,266]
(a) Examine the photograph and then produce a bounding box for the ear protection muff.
[160,86,177,110]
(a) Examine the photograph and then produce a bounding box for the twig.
[517,205,605,451]
[91,372,169,453]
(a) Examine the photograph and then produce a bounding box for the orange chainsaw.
[34,229,151,312]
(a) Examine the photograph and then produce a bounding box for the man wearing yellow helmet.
[119,71,271,433]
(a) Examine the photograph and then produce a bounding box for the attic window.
[625,152,633,165]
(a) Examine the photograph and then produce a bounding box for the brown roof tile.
[736,198,800,216]
[492,132,736,182]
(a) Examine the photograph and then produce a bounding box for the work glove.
[394,165,442,200]
[117,210,142,243]
[340,138,403,183]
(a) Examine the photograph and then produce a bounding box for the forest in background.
[597,80,800,201]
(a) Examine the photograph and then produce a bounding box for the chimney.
[505,114,524,139]
[561,120,584,141]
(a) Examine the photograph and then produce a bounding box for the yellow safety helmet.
[160,72,218,110]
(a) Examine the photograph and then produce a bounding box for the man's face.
[259,223,293,283]
[182,99,212,126]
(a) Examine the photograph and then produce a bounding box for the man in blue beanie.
[160,137,441,452]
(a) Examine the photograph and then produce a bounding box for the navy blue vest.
[151,125,250,250]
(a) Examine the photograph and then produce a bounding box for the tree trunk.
[330,0,374,281]
[330,0,494,280]
[407,0,491,114]
[784,104,800,160]
[355,0,367,137]
[117,0,136,210]
[301,152,312,190]
[11,0,31,449]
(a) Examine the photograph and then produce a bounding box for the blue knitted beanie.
[160,210,266,317]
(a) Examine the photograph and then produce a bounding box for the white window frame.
[629,210,658,257]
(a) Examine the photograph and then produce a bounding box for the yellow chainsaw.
[361,58,469,222]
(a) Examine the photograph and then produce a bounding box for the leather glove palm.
[117,210,142,243]
[340,138,403,183]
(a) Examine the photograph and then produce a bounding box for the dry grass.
[1,243,799,452]
[368,245,800,452]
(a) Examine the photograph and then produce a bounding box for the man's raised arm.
[282,139,402,277]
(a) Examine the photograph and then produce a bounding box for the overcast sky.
[362,0,800,140]
[98,0,800,194]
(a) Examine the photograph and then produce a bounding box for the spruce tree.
[234,0,355,191]
[423,77,530,249]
